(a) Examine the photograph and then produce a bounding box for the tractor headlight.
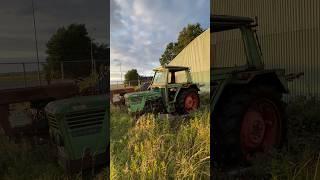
[170,88,177,92]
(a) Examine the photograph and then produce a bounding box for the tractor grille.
[65,108,105,137]
[47,113,58,129]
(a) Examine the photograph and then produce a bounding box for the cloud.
[110,0,124,29]
[0,0,108,64]
[110,0,209,81]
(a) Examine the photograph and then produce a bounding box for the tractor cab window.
[168,72,176,84]
[213,29,246,67]
[168,70,188,84]
[175,70,188,83]
[153,71,166,85]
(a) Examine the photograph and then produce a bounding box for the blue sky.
[110,0,209,81]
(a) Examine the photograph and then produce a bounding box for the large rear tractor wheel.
[214,85,287,167]
[176,89,200,114]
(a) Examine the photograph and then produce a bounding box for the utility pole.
[32,0,41,85]
[90,28,96,74]
[90,38,94,74]
[120,62,122,82]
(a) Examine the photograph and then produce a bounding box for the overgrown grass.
[0,131,108,179]
[0,135,63,179]
[110,93,210,179]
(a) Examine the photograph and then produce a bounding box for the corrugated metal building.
[169,29,210,91]
[212,0,320,97]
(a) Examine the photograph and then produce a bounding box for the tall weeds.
[110,106,210,179]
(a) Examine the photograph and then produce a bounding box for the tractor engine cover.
[45,95,108,172]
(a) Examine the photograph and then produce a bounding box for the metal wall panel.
[212,0,320,97]
[169,29,210,91]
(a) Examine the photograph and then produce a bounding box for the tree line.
[45,23,204,85]
[44,24,109,80]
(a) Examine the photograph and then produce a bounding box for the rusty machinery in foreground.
[110,81,152,106]
[211,15,303,167]
[0,82,109,173]
[0,83,78,139]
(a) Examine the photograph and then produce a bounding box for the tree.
[45,24,109,78]
[159,23,204,65]
[124,69,139,86]
[93,43,109,73]
[159,42,177,66]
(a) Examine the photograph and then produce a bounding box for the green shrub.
[78,72,99,93]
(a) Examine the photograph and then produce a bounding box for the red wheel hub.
[184,92,199,112]
[240,98,281,159]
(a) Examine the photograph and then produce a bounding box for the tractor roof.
[153,65,189,72]
[211,15,255,32]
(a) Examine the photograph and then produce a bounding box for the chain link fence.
[0,60,108,90]
[111,79,152,90]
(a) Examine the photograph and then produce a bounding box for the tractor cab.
[125,65,200,115]
[211,15,263,71]
[152,66,192,87]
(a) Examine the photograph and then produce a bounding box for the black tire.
[175,88,200,114]
[213,85,287,167]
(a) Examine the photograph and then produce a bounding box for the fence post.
[60,62,64,80]
[22,63,27,87]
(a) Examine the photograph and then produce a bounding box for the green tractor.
[211,15,297,166]
[124,66,200,116]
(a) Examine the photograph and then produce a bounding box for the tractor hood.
[124,89,161,101]
[124,89,162,113]
[45,95,108,115]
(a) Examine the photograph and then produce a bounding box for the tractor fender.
[232,70,289,93]
[189,84,201,91]
[174,84,200,102]
[211,71,288,113]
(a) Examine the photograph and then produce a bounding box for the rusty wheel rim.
[240,98,281,160]
[184,92,199,112]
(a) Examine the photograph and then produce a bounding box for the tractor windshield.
[152,71,166,85]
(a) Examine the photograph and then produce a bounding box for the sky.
[0,0,108,72]
[110,0,209,82]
